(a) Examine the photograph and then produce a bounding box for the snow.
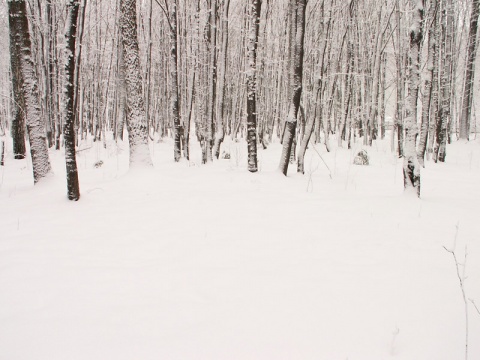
[1,133,480,359]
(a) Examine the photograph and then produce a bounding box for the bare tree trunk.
[418,0,437,166]
[246,0,261,172]
[168,0,182,162]
[213,0,231,159]
[279,0,306,176]
[205,0,218,163]
[403,0,423,197]
[8,1,26,160]
[459,0,480,140]
[120,0,152,167]
[8,0,51,183]
[64,0,81,201]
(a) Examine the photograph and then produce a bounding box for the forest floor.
[1,132,480,359]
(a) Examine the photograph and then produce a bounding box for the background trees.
[0,0,478,193]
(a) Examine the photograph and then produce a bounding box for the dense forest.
[1,0,479,199]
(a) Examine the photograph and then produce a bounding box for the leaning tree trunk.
[119,0,152,167]
[279,0,307,176]
[63,0,81,201]
[403,0,423,197]
[459,0,480,140]
[8,0,51,183]
[246,0,261,172]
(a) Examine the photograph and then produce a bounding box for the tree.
[279,0,306,176]
[8,0,51,183]
[418,0,437,166]
[8,0,26,160]
[164,0,182,161]
[119,0,152,167]
[246,0,261,172]
[403,0,423,197]
[63,0,81,201]
[459,0,480,140]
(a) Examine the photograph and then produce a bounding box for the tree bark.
[119,0,152,167]
[64,0,81,201]
[246,0,261,172]
[403,0,423,197]
[8,0,26,160]
[8,0,51,183]
[418,0,437,166]
[279,0,306,176]
[459,0,480,140]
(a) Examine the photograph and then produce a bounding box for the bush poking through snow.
[94,160,104,168]
[221,151,231,160]
[354,150,369,165]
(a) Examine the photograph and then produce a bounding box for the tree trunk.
[63,0,81,201]
[169,0,182,162]
[279,0,306,176]
[403,0,423,197]
[119,0,152,167]
[418,0,437,166]
[8,0,51,183]
[213,0,231,159]
[246,0,261,172]
[8,0,26,160]
[459,0,480,140]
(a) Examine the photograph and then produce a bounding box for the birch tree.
[8,0,51,183]
[403,0,423,197]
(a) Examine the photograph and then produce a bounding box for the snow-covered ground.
[1,133,479,359]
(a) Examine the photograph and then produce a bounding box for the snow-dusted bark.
[169,0,182,162]
[116,33,127,141]
[418,0,437,166]
[403,0,423,197]
[8,1,26,160]
[213,0,231,159]
[435,1,452,163]
[8,0,51,183]
[63,0,81,201]
[279,0,306,176]
[119,0,152,167]
[205,0,218,163]
[459,0,480,140]
[246,0,261,172]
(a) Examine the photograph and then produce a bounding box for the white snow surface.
[1,134,480,360]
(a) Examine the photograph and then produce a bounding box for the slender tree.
[8,0,51,183]
[8,0,26,160]
[279,0,306,176]
[246,0,261,172]
[403,0,423,197]
[63,0,81,200]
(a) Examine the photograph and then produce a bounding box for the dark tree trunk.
[169,0,182,162]
[8,1,26,160]
[279,0,306,176]
[63,0,81,201]
[246,0,261,172]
